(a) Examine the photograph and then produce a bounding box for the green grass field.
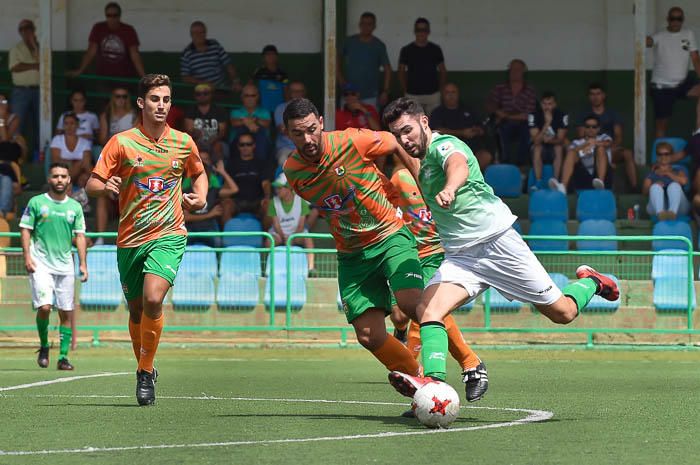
[1,346,700,465]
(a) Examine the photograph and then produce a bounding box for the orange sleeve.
[92,134,123,180]
[184,137,204,177]
[347,128,398,162]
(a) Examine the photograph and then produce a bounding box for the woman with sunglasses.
[98,87,136,146]
[643,141,689,221]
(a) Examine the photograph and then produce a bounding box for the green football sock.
[420,322,448,381]
[36,314,49,348]
[562,277,598,313]
[59,326,72,360]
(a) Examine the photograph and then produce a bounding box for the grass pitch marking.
[0,393,553,456]
[0,372,129,392]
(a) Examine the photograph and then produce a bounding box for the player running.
[20,163,88,370]
[282,98,484,399]
[86,74,207,406]
[382,97,619,396]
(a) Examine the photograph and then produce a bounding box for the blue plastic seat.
[652,250,692,280]
[585,274,621,312]
[651,220,692,251]
[172,245,217,310]
[512,221,522,235]
[549,272,569,290]
[264,246,308,310]
[576,219,617,251]
[527,164,554,192]
[650,137,688,164]
[528,189,568,222]
[576,190,616,222]
[483,287,522,312]
[217,246,262,310]
[178,245,218,277]
[79,246,122,309]
[528,220,569,251]
[484,164,522,198]
[223,213,263,247]
[653,277,696,312]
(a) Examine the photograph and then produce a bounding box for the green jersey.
[419,133,516,251]
[19,193,85,274]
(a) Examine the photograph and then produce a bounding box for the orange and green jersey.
[93,124,204,248]
[387,168,443,258]
[283,128,402,253]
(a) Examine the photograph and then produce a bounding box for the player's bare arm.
[19,227,35,273]
[437,153,469,209]
[183,170,208,211]
[75,232,88,283]
[86,173,122,197]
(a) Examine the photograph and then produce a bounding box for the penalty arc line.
[0,394,554,456]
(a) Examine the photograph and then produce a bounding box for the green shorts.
[117,234,187,301]
[338,226,423,323]
[389,252,445,307]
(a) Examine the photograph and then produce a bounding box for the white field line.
[0,372,129,392]
[0,393,553,456]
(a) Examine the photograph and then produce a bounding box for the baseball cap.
[262,44,278,54]
[272,173,289,188]
[342,82,359,93]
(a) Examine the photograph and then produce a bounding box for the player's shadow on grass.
[39,403,141,408]
[215,413,514,426]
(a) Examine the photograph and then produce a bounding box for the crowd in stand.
[4,3,700,242]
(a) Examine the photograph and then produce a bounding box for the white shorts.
[28,265,75,311]
[427,227,563,306]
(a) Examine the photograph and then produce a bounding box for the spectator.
[486,59,536,166]
[50,113,92,211]
[184,83,229,162]
[575,82,637,191]
[56,90,100,148]
[398,18,446,115]
[644,141,689,221]
[549,115,611,194]
[0,97,23,217]
[266,173,315,271]
[335,83,381,131]
[98,86,136,146]
[0,92,28,162]
[647,7,700,138]
[688,128,700,216]
[8,19,39,153]
[184,150,239,248]
[226,133,272,219]
[528,91,568,190]
[274,81,306,167]
[252,45,289,114]
[180,21,240,91]
[229,84,271,160]
[338,11,392,108]
[67,2,145,79]
[430,83,494,172]
[166,103,186,131]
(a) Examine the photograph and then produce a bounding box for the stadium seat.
[549,272,569,290]
[223,213,263,248]
[576,190,616,222]
[483,287,522,312]
[527,164,554,192]
[178,245,218,277]
[651,220,692,251]
[528,220,569,251]
[652,250,692,280]
[264,246,308,311]
[528,189,568,222]
[217,246,262,311]
[650,137,688,164]
[653,277,696,312]
[79,245,122,309]
[172,245,217,310]
[584,274,621,312]
[512,220,522,235]
[484,164,522,198]
[576,219,617,251]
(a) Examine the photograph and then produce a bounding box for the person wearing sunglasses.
[67,2,144,79]
[229,84,271,160]
[184,83,229,162]
[9,19,39,154]
[398,18,446,115]
[643,142,689,221]
[647,6,700,138]
[225,133,272,219]
[549,114,611,194]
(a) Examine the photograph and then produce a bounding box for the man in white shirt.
[647,7,700,138]
[8,19,39,152]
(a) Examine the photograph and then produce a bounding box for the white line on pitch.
[0,372,129,392]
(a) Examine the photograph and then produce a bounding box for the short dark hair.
[62,111,79,124]
[49,162,70,173]
[588,82,606,93]
[382,97,425,126]
[415,17,430,29]
[541,91,557,101]
[69,89,86,100]
[583,114,601,125]
[360,11,376,22]
[190,20,206,31]
[105,2,121,15]
[237,132,255,143]
[138,74,171,100]
[283,98,319,127]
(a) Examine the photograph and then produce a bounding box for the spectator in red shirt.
[335,82,380,131]
[67,2,145,79]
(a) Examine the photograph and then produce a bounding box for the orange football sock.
[137,313,163,374]
[371,334,421,376]
[406,320,422,359]
[128,319,141,362]
[445,315,480,370]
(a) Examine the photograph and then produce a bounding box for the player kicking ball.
[86,74,207,406]
[382,97,619,396]
[20,163,88,371]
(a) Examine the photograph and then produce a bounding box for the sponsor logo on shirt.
[66,210,76,224]
[135,176,176,195]
[437,142,453,154]
[682,39,690,51]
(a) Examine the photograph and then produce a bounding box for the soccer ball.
[412,380,460,429]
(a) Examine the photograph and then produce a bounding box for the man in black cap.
[252,44,289,114]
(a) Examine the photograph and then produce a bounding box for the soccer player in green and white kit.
[382,98,619,395]
[20,163,88,370]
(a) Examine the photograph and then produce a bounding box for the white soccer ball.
[412,380,460,429]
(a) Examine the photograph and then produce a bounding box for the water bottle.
[633,204,640,220]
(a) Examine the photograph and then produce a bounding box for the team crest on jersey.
[323,194,343,210]
[39,205,50,218]
[334,166,345,177]
[66,210,76,224]
[437,142,454,154]
[172,160,180,170]
[135,176,177,195]
[417,208,432,222]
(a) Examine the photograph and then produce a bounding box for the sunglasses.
[105,13,120,18]
[195,91,211,96]
[584,124,599,129]
[238,142,254,147]
[668,16,684,22]
[415,28,429,33]
[114,94,129,99]
[242,94,258,98]
[657,151,672,156]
